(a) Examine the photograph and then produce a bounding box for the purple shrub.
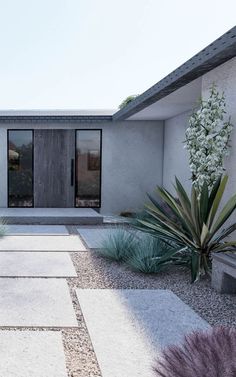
[154,327,236,377]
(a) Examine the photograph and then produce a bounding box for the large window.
[8,130,34,207]
[75,130,101,207]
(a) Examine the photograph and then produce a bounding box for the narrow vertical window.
[8,130,33,207]
[75,130,101,207]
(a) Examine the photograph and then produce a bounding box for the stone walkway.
[77,289,209,377]
[0,224,210,377]
[0,225,80,376]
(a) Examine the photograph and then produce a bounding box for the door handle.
[71,159,74,186]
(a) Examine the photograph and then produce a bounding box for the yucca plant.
[137,175,236,282]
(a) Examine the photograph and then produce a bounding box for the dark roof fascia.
[0,115,113,123]
[113,26,236,121]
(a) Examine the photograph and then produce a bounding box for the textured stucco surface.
[0,331,68,377]
[101,121,163,214]
[0,120,163,214]
[163,111,192,194]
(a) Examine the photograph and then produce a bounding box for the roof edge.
[0,115,113,123]
[113,26,236,121]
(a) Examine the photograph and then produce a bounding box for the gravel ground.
[69,251,236,327]
[63,247,236,376]
[1,224,234,377]
[63,287,102,377]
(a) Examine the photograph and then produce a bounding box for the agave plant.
[137,175,236,282]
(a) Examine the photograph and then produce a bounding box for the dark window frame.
[7,129,34,208]
[75,129,102,209]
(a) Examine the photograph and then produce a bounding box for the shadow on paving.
[72,250,236,328]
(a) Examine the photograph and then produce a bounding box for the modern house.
[0,26,236,220]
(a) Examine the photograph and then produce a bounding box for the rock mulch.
[69,251,236,328]
[63,247,235,376]
[0,225,235,377]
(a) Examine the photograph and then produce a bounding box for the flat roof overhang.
[128,77,202,120]
[0,110,114,123]
[113,26,236,121]
[0,115,113,123]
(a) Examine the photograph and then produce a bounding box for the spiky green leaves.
[138,175,236,282]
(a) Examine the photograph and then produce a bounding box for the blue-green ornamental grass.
[99,227,136,262]
[98,227,181,273]
[127,234,178,274]
[0,220,5,237]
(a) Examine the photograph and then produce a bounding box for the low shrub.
[154,327,236,377]
[0,220,5,237]
[98,227,136,261]
[98,227,182,272]
[127,234,178,274]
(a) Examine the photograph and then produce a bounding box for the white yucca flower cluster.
[184,85,233,192]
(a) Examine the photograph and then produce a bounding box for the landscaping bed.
[62,231,236,376]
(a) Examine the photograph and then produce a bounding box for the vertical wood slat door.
[34,130,75,207]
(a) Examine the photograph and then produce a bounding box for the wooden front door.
[34,130,75,207]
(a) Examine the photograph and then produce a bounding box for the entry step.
[0,208,103,225]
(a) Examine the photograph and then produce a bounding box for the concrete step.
[0,208,103,225]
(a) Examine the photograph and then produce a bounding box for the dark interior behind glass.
[75,130,101,207]
[8,130,33,207]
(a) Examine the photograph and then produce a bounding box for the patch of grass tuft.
[0,219,6,237]
[127,234,178,273]
[98,227,136,261]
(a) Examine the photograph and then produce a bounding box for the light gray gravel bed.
[3,232,234,377]
[62,248,235,376]
[69,251,236,328]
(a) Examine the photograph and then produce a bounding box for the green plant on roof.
[137,175,236,282]
[118,95,139,109]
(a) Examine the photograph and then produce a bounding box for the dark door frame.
[75,129,102,208]
[7,128,102,208]
[7,129,34,208]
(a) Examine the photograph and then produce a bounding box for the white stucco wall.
[202,56,236,203]
[101,121,163,214]
[163,111,191,194]
[0,120,163,214]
